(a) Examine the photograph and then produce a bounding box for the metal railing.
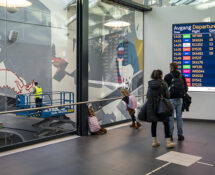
[0,94,146,115]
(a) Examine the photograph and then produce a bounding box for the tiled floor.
[0,120,214,175]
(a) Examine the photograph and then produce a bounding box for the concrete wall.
[144,5,215,120]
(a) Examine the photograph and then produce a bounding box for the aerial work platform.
[15,91,75,137]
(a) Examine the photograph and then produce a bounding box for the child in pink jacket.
[121,88,142,129]
[88,106,107,135]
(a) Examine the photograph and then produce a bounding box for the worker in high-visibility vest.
[33,82,43,107]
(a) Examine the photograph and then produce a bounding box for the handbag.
[157,95,173,118]
[157,83,173,118]
[138,101,147,121]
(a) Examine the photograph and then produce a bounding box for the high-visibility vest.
[35,86,43,98]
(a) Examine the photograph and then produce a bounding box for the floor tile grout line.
[197,161,214,167]
[145,162,171,175]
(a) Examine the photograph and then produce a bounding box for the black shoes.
[170,135,173,141]
[178,135,185,141]
[170,135,185,141]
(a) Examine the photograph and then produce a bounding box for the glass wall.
[132,0,145,5]
[143,0,215,7]
[88,0,144,125]
[0,0,76,147]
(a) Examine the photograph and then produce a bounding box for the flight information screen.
[172,23,215,91]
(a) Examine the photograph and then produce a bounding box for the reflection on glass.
[0,0,77,147]
[143,0,215,7]
[0,0,32,13]
[89,1,144,125]
[132,0,145,5]
[104,20,130,28]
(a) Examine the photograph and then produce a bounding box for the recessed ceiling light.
[0,0,32,8]
[104,20,130,28]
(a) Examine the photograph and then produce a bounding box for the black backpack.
[169,73,185,98]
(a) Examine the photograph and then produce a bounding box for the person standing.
[164,63,188,141]
[121,88,142,129]
[146,70,176,148]
[33,82,43,108]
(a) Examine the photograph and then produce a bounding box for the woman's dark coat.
[145,79,170,122]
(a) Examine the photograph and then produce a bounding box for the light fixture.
[0,0,32,13]
[104,6,130,28]
[104,20,130,28]
[0,0,32,7]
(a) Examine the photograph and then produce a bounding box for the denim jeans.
[169,98,183,136]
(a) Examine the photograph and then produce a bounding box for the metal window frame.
[77,0,89,136]
[77,0,151,136]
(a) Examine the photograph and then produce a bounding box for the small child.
[121,88,142,129]
[88,106,107,135]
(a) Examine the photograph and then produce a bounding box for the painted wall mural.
[0,69,34,94]
[0,0,76,111]
[88,1,144,125]
[0,0,77,146]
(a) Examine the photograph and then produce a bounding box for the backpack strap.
[170,72,174,77]
[170,73,175,89]
[159,81,165,98]
[170,72,175,82]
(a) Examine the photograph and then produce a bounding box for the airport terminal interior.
[0,0,214,174]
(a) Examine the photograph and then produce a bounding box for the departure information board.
[172,23,215,91]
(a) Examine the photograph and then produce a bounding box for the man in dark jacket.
[164,63,188,141]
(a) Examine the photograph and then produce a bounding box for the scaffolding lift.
[16,91,75,137]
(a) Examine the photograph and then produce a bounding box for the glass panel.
[132,0,145,5]
[0,0,76,148]
[143,0,215,7]
[89,0,144,125]
[0,13,6,113]
[0,2,5,20]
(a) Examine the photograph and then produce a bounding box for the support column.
[77,0,89,136]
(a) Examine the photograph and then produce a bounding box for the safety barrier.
[0,94,146,115]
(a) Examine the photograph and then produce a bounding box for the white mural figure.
[0,68,34,94]
[117,58,134,88]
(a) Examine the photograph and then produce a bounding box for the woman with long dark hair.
[146,70,176,148]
